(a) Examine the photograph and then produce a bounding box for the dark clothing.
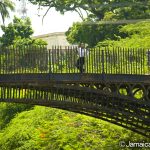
[76,57,85,73]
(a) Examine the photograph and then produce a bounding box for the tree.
[28,0,150,47]
[0,16,34,46]
[0,0,14,23]
[97,21,150,48]
[65,18,125,47]
[0,16,48,72]
[28,0,150,21]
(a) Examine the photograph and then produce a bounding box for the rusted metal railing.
[0,46,149,74]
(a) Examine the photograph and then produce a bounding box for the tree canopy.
[28,0,150,20]
[0,0,14,24]
[28,0,150,46]
[0,16,47,47]
[65,20,124,47]
[0,16,34,46]
[97,21,150,48]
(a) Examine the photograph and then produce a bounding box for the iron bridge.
[0,46,149,137]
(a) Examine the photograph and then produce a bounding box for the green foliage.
[28,0,150,20]
[13,37,47,47]
[0,2,149,149]
[28,0,150,47]
[65,20,123,47]
[0,16,34,46]
[29,0,150,47]
[97,21,150,48]
[0,0,15,24]
[0,15,48,73]
[0,16,47,47]
[0,106,148,150]
[120,21,150,36]
[0,103,33,129]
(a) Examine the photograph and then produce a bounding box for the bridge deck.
[1,73,150,84]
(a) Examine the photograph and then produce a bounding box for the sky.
[0,0,85,36]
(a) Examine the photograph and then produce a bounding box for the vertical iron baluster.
[56,46,59,73]
[112,48,114,74]
[108,47,110,74]
[105,47,107,74]
[110,47,112,74]
[24,45,27,73]
[73,46,75,73]
[57,46,59,73]
[127,48,129,74]
[148,49,150,74]
[68,46,71,73]
[125,48,127,74]
[30,45,32,73]
[67,46,69,73]
[40,45,42,73]
[115,47,117,74]
[17,47,19,74]
[18,87,20,99]
[55,45,57,73]
[134,48,135,74]
[102,50,105,74]
[60,46,63,74]
[22,45,24,73]
[92,48,94,73]
[136,48,138,74]
[2,48,5,74]
[130,48,132,74]
[98,47,100,74]
[143,48,145,74]
[120,47,123,74]
[118,47,120,74]
[31,45,33,73]
[6,47,8,74]
[123,48,125,74]
[70,46,72,73]
[18,46,20,73]
[90,48,92,73]
[73,46,76,73]
[141,48,143,74]
[0,46,1,74]
[49,49,51,73]
[121,48,123,74]
[65,46,67,73]
[140,48,143,74]
[52,46,54,73]
[87,47,89,73]
[21,46,23,73]
[14,45,16,74]
[3,87,6,99]
[10,87,12,99]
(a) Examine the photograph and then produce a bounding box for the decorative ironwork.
[0,46,150,137]
[0,46,149,74]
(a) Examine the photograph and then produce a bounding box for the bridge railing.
[0,46,149,74]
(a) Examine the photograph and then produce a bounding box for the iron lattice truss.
[0,76,149,138]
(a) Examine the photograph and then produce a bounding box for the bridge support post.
[102,50,105,80]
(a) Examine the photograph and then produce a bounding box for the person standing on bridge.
[76,43,88,73]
